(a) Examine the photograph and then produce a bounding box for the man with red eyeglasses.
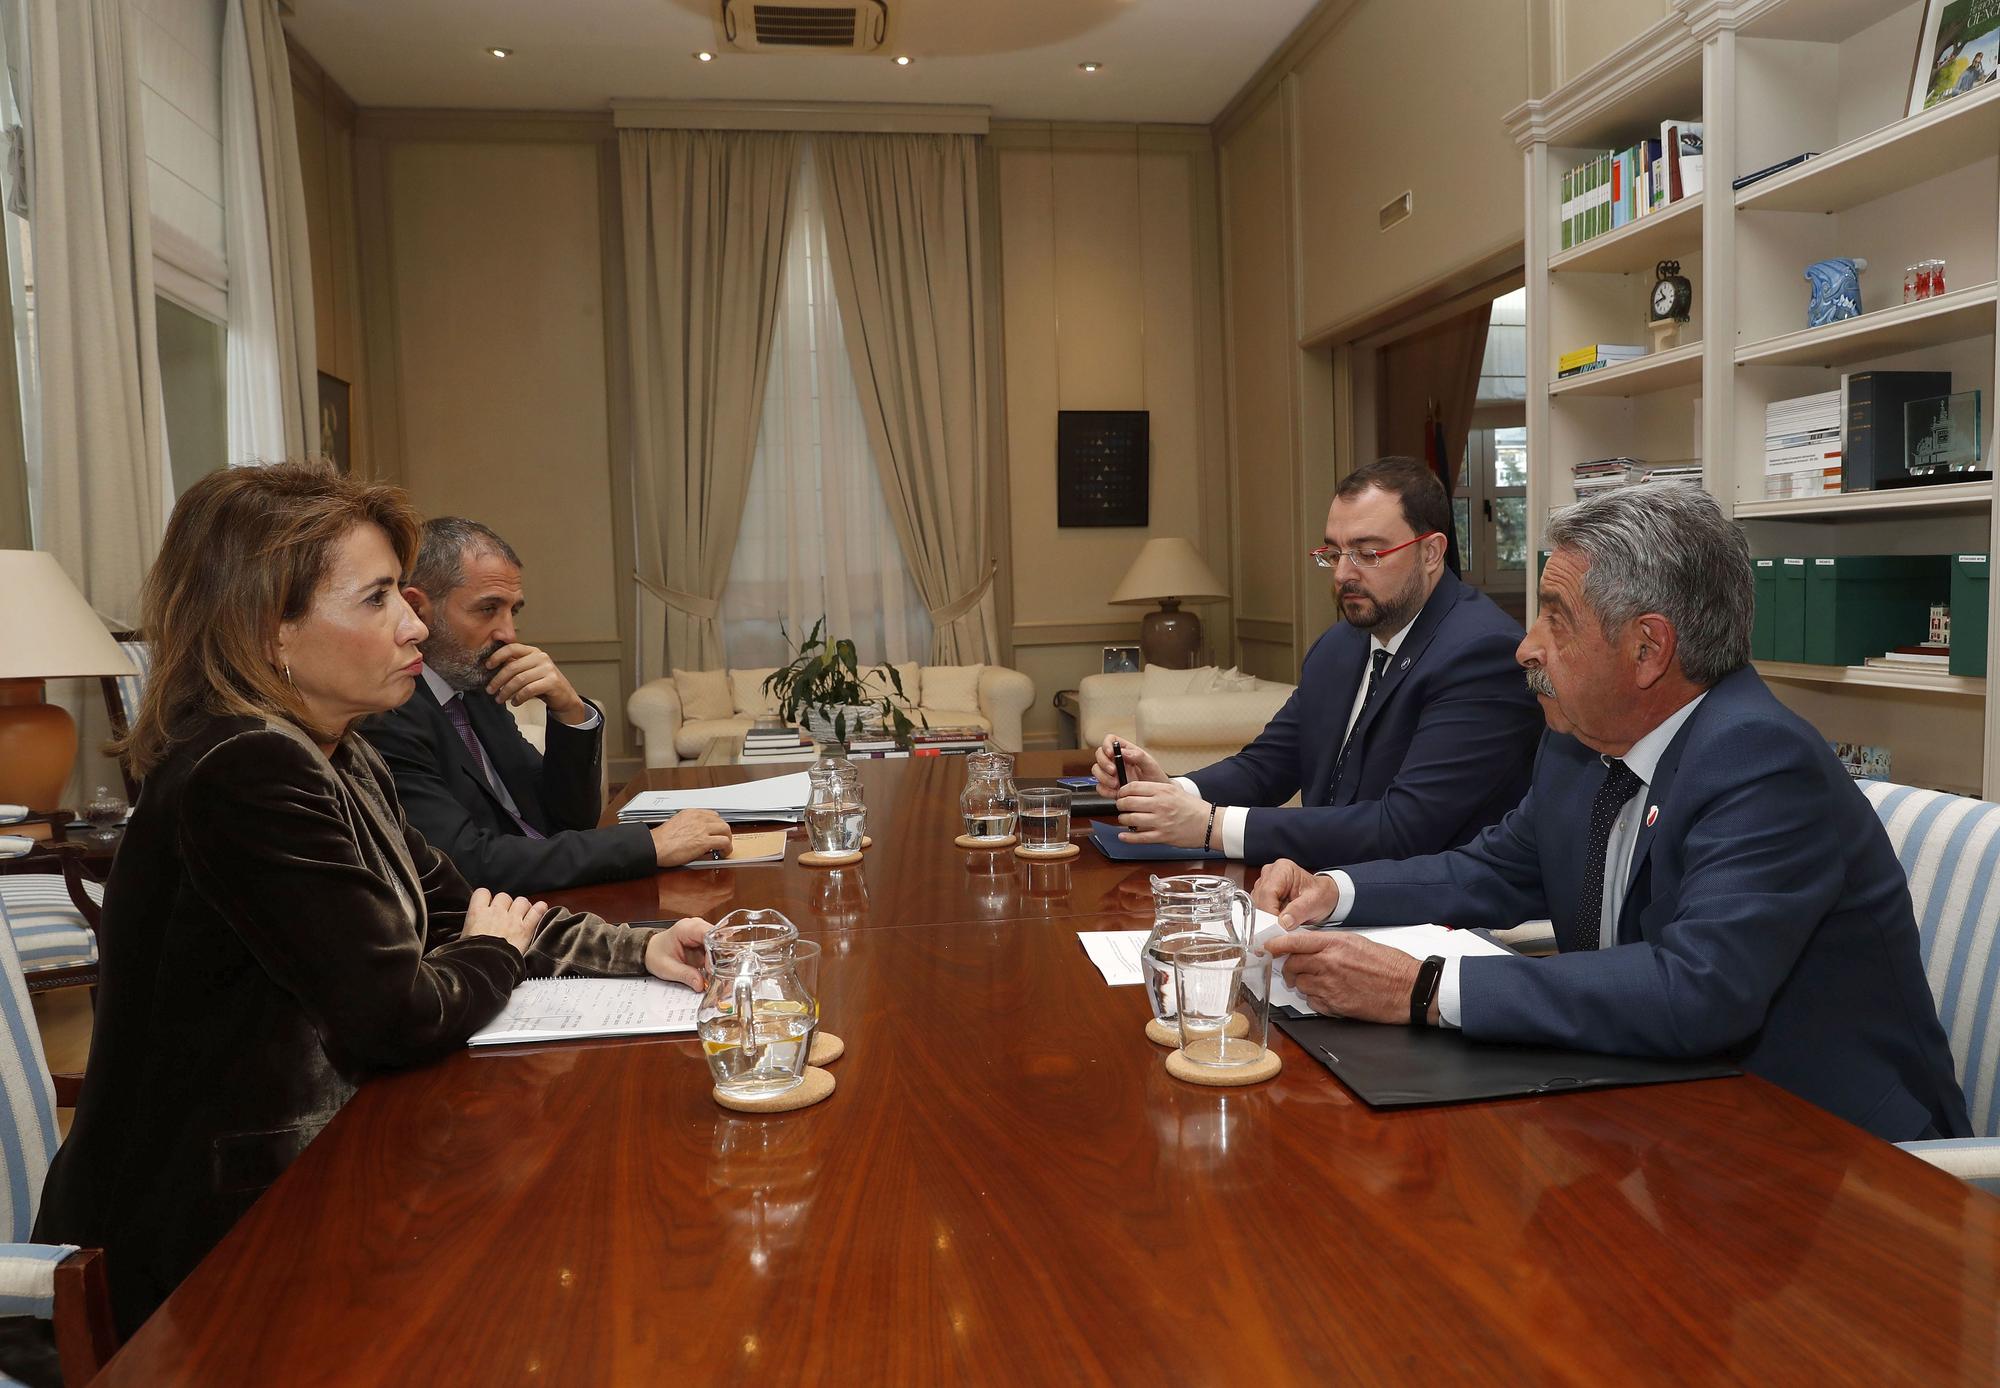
[1097,457,1541,866]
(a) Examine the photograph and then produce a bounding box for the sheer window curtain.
[721,147,930,668]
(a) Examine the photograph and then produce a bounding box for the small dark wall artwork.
[318,371,351,473]
[1057,409,1149,527]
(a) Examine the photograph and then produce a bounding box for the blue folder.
[1088,821,1227,862]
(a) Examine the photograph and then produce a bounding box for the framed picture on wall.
[1909,0,2000,116]
[1101,644,1141,674]
[317,371,351,473]
[1057,410,1149,527]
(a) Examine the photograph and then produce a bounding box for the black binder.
[1274,1014,1739,1109]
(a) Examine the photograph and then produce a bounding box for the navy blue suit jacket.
[1188,569,1541,865]
[361,691,655,895]
[1342,666,1969,1141]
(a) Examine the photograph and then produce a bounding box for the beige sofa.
[628,662,1035,768]
[1077,665,1296,777]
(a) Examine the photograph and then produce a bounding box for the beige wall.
[354,115,636,764]
[991,125,1229,747]
[1212,0,1666,671]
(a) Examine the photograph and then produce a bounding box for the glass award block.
[1905,391,1984,476]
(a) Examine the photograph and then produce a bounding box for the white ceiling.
[282,0,1322,124]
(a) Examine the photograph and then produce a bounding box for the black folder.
[1274,1014,1739,1109]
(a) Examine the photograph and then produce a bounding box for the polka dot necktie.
[1325,647,1393,803]
[1562,758,1643,954]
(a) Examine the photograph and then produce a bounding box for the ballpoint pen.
[1112,738,1129,788]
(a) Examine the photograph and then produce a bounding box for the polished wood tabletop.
[98,754,2000,1384]
[553,752,1255,930]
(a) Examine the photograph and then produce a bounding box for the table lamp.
[1109,538,1227,669]
[0,550,137,810]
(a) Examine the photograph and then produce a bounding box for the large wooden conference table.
[102,753,1999,1384]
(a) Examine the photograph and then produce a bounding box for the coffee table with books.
[703,722,990,767]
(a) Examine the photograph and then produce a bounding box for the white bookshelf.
[1507,0,2000,797]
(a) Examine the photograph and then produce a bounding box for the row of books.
[1764,390,1843,499]
[1557,120,1704,251]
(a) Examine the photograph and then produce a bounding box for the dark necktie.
[1325,647,1393,803]
[1563,758,1643,953]
[443,695,545,840]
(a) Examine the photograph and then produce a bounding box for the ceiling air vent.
[721,0,888,53]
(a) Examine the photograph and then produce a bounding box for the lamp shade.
[1109,538,1227,606]
[0,551,137,679]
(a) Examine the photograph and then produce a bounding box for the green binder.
[1803,555,1950,666]
[1951,555,1988,678]
[1773,558,1808,662]
[1752,559,1777,660]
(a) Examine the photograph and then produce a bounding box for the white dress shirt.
[1320,691,1708,1027]
[421,665,600,817]
[1177,621,1415,858]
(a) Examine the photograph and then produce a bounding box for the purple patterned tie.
[443,695,545,839]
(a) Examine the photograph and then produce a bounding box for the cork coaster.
[799,849,864,868]
[1145,1013,1250,1047]
[713,1065,836,1113]
[808,1031,845,1066]
[1014,842,1080,861]
[860,836,873,850]
[956,833,1017,850]
[1165,1045,1281,1087]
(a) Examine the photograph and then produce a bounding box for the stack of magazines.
[741,725,815,764]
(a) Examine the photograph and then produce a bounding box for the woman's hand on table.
[645,917,714,988]
[463,888,549,952]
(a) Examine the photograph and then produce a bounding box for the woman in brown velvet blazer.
[33,462,715,1337]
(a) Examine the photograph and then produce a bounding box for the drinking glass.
[959,750,1018,843]
[1016,784,1072,853]
[1175,948,1272,1069]
[699,911,817,1097]
[1904,264,1921,304]
[806,766,865,855]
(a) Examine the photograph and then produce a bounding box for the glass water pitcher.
[1141,874,1252,1028]
[698,910,819,1097]
[959,750,1018,844]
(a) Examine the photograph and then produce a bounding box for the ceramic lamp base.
[1139,601,1202,669]
[0,681,77,812]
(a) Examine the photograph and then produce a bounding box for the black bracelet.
[1202,805,1217,852]
[1410,954,1446,1027]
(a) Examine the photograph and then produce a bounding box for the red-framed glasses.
[1309,531,1440,570]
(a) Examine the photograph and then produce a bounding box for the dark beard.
[422,635,503,694]
[1338,574,1424,632]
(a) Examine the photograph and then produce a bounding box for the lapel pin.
[1645,805,1659,827]
[1399,657,1411,670]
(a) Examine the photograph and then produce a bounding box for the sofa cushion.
[860,662,921,707]
[729,668,781,717]
[923,664,983,713]
[1141,664,1218,698]
[672,668,734,721]
[676,715,754,760]
[1203,666,1259,694]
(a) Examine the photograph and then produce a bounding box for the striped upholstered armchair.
[0,887,115,1380]
[1862,781,2000,1193]
[0,849,103,1002]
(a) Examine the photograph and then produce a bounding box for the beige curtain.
[619,128,797,672]
[27,0,167,800]
[812,133,1000,664]
[228,0,319,459]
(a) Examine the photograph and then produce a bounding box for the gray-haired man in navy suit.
[1255,485,1967,1141]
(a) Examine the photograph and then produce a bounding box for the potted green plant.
[761,618,920,747]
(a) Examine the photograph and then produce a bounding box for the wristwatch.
[1409,955,1446,1027]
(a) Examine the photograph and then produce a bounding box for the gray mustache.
[1524,666,1555,697]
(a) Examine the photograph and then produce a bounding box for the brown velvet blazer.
[33,712,659,1337]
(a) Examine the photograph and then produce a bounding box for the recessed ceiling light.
[894,55,912,66]
[487,47,512,59]
[1079,61,1102,73]
[695,50,714,62]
